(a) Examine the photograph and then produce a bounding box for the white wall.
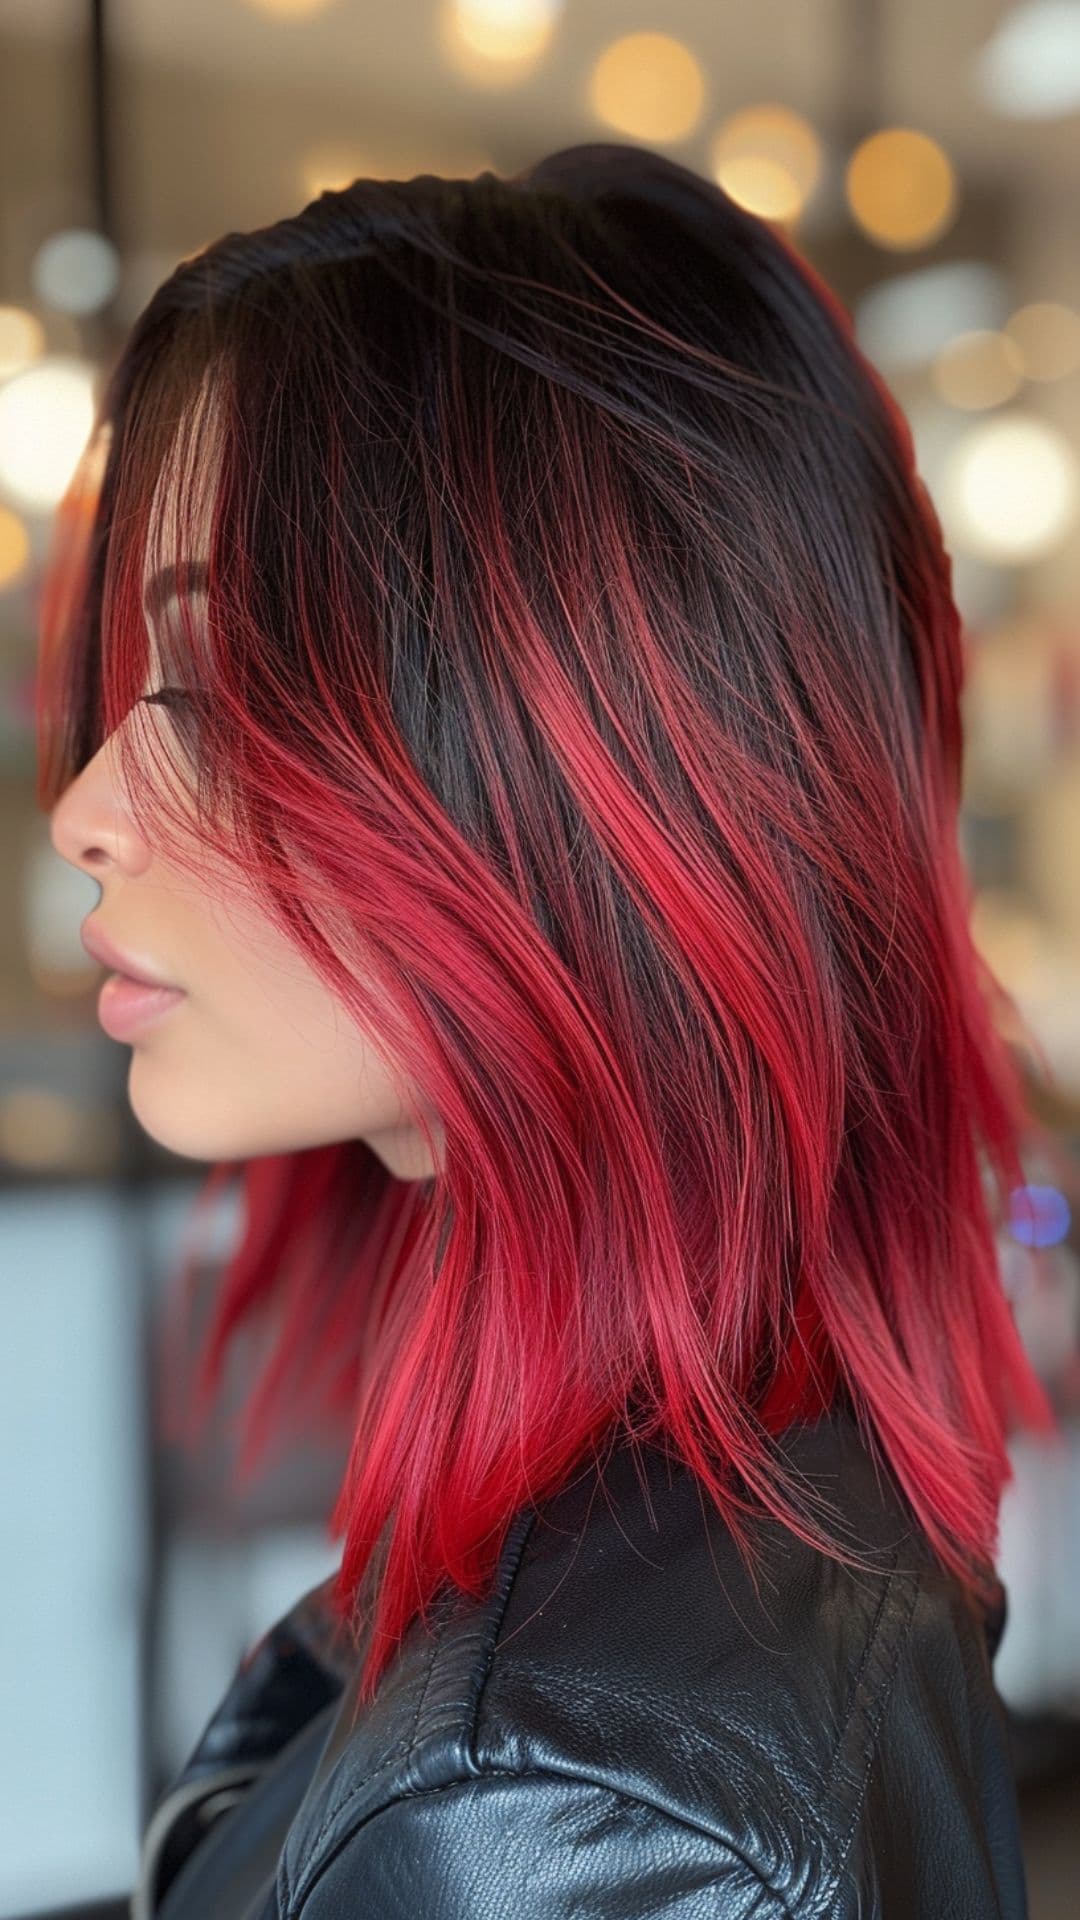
[0,1186,146,1918]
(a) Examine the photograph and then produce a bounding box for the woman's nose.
[49,742,153,881]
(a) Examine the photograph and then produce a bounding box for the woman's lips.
[96,972,187,1042]
[80,915,180,990]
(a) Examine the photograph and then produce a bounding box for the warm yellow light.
[932,329,1024,410]
[1005,301,1080,382]
[717,156,800,221]
[0,306,45,380]
[0,504,30,587]
[441,0,562,81]
[587,33,706,142]
[846,128,957,250]
[237,0,338,17]
[709,105,822,221]
[0,356,98,511]
[300,146,372,199]
[941,412,1079,563]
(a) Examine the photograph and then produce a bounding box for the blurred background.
[1,1,1078,1914]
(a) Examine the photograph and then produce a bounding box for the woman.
[40,143,1057,1918]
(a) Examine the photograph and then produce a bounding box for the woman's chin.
[125,1059,246,1164]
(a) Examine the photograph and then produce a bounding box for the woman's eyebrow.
[142,560,210,622]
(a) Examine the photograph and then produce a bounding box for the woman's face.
[48,579,443,1182]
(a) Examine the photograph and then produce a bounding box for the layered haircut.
[37,143,1059,1705]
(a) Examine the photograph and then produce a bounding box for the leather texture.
[135,1578,356,1920]
[139,1406,1027,1919]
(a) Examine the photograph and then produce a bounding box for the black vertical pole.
[87,0,114,243]
[84,0,126,366]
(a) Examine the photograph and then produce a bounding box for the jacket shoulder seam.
[282,1502,539,1914]
[286,1764,797,1919]
[286,1562,922,1920]
[819,1562,923,1916]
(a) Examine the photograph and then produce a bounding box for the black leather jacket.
[136,1407,1026,1918]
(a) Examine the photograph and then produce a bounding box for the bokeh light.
[441,0,564,81]
[0,356,98,512]
[709,104,822,222]
[1005,300,1080,381]
[1009,1184,1073,1249]
[587,33,706,143]
[846,128,958,250]
[940,411,1079,563]
[0,306,45,380]
[237,0,340,17]
[0,504,31,589]
[932,328,1025,409]
[31,229,120,317]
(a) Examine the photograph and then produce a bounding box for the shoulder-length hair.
[36,142,1059,1704]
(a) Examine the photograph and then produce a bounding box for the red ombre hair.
[36,144,1062,1705]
